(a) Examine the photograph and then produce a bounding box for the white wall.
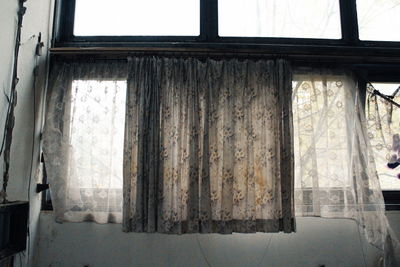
[387,212,400,237]
[36,213,389,267]
[0,0,52,266]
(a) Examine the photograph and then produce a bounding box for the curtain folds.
[123,57,295,234]
[42,58,399,264]
[292,70,399,265]
[43,62,128,223]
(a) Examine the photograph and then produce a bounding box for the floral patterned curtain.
[123,56,295,234]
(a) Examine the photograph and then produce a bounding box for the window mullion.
[339,0,359,44]
[201,0,218,42]
[54,0,76,44]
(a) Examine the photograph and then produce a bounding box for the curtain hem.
[123,218,296,234]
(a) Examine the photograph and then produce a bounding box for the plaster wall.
[0,0,52,265]
[36,214,389,267]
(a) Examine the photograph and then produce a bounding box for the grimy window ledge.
[49,44,400,64]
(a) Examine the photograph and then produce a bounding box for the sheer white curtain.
[366,83,400,190]
[43,62,127,223]
[293,70,399,265]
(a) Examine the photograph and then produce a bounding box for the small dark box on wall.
[0,201,28,260]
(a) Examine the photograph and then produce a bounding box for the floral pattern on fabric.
[123,57,295,234]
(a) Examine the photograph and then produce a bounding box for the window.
[365,82,400,209]
[218,0,341,39]
[54,0,400,48]
[357,0,400,41]
[366,83,400,190]
[42,75,127,222]
[48,0,400,225]
[69,80,125,195]
[42,58,297,232]
[74,0,200,36]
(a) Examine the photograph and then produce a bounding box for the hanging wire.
[0,0,27,204]
[366,83,400,109]
[195,235,212,267]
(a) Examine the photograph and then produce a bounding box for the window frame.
[54,0,400,49]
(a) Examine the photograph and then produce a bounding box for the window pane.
[357,0,400,41]
[70,80,126,191]
[218,0,341,39]
[74,0,200,36]
[366,83,400,190]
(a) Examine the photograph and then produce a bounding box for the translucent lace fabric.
[366,84,400,190]
[43,62,127,223]
[42,58,399,264]
[123,57,295,233]
[292,70,399,265]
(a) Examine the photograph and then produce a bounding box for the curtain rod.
[49,47,400,64]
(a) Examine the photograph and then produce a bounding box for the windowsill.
[49,43,400,62]
[40,210,53,214]
[383,191,400,211]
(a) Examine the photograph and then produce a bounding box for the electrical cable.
[0,16,19,158]
[367,83,400,108]
[195,233,273,267]
[195,235,212,267]
[256,234,273,267]
[37,0,54,186]
[1,0,27,204]
[356,223,369,267]
[26,33,41,267]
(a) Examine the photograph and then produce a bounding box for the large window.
[49,0,400,216]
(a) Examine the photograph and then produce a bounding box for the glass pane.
[70,80,126,190]
[74,0,200,36]
[218,0,341,39]
[366,83,400,190]
[357,0,400,41]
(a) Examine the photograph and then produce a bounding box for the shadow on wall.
[36,214,384,267]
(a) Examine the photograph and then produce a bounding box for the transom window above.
[55,0,400,46]
[218,0,342,39]
[357,0,400,41]
[74,0,200,36]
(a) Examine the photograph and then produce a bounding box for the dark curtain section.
[123,57,295,234]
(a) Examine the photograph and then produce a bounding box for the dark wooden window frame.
[54,0,400,49]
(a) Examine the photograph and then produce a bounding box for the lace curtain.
[292,70,399,265]
[43,62,127,223]
[123,57,295,234]
[366,84,400,190]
